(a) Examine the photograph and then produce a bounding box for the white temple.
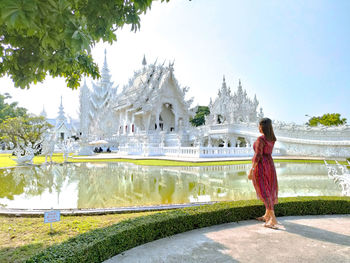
[75,52,350,158]
[206,77,262,125]
[79,50,117,139]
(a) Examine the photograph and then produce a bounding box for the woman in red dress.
[248,118,278,229]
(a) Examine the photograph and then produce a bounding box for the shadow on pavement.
[281,221,350,246]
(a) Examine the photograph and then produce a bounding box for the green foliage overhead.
[0,0,169,89]
[190,106,210,127]
[0,93,27,123]
[0,116,52,150]
[27,196,350,262]
[307,113,347,126]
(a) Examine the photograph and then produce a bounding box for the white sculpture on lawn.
[41,133,56,163]
[12,143,36,165]
[59,138,74,162]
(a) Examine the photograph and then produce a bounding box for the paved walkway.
[104,214,350,263]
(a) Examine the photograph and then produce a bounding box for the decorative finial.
[223,75,225,82]
[103,49,107,68]
[239,79,241,86]
[40,105,47,118]
[60,96,63,106]
[142,55,147,66]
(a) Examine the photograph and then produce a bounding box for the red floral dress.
[252,135,278,210]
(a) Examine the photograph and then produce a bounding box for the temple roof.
[113,60,190,113]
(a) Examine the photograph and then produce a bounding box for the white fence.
[118,145,281,158]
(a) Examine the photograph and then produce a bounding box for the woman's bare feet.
[263,209,278,228]
[264,222,279,229]
[264,217,278,229]
[256,216,269,222]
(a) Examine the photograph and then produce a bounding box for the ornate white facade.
[79,50,117,139]
[76,54,350,159]
[112,58,193,150]
[206,77,262,125]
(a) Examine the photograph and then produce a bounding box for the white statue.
[41,133,56,163]
[12,143,36,165]
[60,138,73,162]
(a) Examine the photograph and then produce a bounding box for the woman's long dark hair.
[259,118,277,142]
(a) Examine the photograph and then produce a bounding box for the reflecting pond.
[0,162,344,209]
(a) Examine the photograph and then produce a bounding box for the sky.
[1,0,349,124]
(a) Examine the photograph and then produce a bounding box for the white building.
[41,97,76,141]
[112,58,193,138]
[207,77,262,125]
[76,53,350,158]
[79,50,117,139]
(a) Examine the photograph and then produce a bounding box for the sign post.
[44,210,61,232]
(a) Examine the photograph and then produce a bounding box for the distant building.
[206,76,262,125]
[40,98,77,140]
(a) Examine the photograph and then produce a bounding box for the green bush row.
[27,196,350,263]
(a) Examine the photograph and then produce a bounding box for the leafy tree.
[306,113,347,127]
[190,106,210,127]
[0,116,52,153]
[0,93,28,123]
[0,0,170,89]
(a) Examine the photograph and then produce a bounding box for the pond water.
[0,162,344,210]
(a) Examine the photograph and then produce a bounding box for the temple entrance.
[160,103,175,132]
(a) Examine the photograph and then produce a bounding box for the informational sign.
[44,210,61,224]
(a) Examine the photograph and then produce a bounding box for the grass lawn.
[0,153,66,168]
[0,212,158,263]
[1,153,348,169]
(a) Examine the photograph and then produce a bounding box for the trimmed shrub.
[27,196,350,263]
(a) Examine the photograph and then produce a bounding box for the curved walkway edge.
[0,202,217,217]
[104,214,350,263]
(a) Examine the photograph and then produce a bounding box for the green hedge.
[27,196,350,263]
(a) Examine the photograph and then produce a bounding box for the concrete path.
[104,214,350,263]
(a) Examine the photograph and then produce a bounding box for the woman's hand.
[248,168,254,180]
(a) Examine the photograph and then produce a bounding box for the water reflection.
[0,162,344,209]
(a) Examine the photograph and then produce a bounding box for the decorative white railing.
[118,145,281,158]
[324,160,350,196]
[204,123,350,145]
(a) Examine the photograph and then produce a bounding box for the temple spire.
[100,49,111,84]
[57,96,67,126]
[142,55,147,66]
[40,105,47,118]
[104,49,107,68]
[221,75,227,93]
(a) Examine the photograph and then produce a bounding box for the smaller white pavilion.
[40,97,77,141]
